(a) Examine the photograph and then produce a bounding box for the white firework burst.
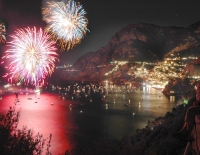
[42,0,89,51]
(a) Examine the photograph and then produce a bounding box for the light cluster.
[105,61,128,76]
[102,54,199,88]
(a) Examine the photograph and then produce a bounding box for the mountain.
[59,22,200,83]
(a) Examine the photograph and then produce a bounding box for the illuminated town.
[56,53,200,92]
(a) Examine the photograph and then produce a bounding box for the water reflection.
[0,87,181,154]
[0,93,76,154]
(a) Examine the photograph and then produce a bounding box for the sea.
[0,86,182,154]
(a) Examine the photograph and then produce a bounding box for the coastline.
[0,84,189,155]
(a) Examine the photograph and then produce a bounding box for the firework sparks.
[42,0,89,51]
[2,27,59,86]
[0,22,6,44]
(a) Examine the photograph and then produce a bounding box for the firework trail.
[2,27,59,87]
[42,0,89,51]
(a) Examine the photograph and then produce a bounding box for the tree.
[0,103,52,155]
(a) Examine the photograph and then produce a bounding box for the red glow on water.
[0,93,76,154]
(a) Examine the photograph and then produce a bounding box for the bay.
[0,86,181,154]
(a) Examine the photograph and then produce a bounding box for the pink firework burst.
[2,27,59,86]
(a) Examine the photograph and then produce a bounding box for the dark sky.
[1,0,200,64]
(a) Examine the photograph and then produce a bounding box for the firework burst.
[42,0,89,51]
[2,27,59,86]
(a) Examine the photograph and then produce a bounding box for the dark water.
[0,87,181,154]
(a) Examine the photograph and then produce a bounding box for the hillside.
[59,22,200,83]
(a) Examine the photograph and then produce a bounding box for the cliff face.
[61,22,200,82]
[183,57,200,76]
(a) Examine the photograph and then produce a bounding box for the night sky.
[1,0,200,64]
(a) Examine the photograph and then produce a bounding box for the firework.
[42,0,89,51]
[2,27,59,86]
[0,22,6,44]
